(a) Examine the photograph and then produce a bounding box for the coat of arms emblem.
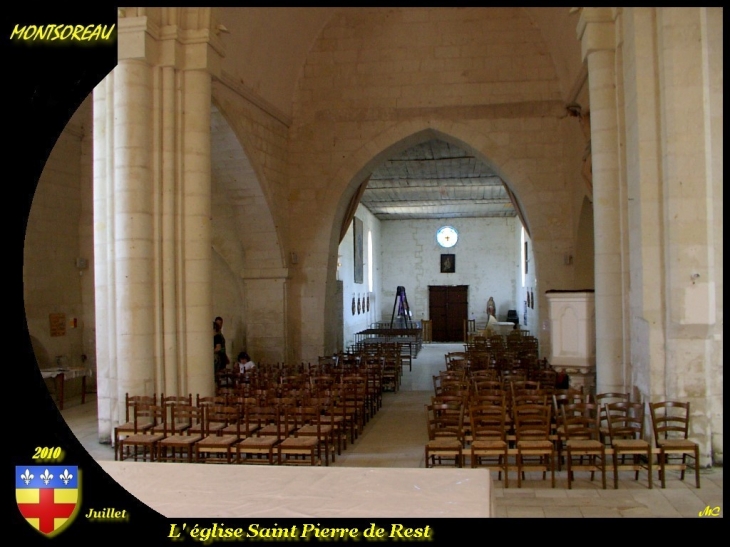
[16,465,80,536]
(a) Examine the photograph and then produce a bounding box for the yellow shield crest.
[16,466,80,536]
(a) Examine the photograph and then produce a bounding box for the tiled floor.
[60,343,723,518]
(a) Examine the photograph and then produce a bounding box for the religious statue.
[486,296,496,318]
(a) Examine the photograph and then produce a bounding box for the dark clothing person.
[213,323,228,373]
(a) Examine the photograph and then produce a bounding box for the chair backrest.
[124,393,157,422]
[649,401,690,444]
[560,403,600,441]
[470,392,506,409]
[133,403,165,433]
[553,389,591,419]
[513,404,552,441]
[425,403,465,441]
[469,404,507,441]
[166,404,202,435]
[473,379,503,394]
[605,401,645,441]
[287,405,322,432]
[595,392,629,427]
[513,391,549,410]
[204,405,240,436]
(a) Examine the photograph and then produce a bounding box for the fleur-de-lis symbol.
[60,469,73,485]
[40,469,53,485]
[21,469,34,485]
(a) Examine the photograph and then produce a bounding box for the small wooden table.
[41,367,91,410]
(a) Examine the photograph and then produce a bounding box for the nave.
[60,343,722,518]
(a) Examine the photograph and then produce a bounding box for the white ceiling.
[361,139,516,221]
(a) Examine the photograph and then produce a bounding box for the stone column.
[654,8,721,465]
[577,9,626,394]
[93,8,224,442]
[180,66,215,397]
[113,58,157,400]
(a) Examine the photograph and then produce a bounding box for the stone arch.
[323,120,549,353]
[209,99,285,272]
[209,97,290,364]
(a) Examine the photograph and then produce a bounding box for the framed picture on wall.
[440,254,455,273]
[353,216,363,284]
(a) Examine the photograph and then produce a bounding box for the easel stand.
[390,286,412,328]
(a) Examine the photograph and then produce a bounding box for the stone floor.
[60,343,723,518]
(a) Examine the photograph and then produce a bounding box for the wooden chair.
[117,404,166,462]
[425,402,465,468]
[194,405,241,464]
[153,393,193,435]
[649,401,700,488]
[114,394,156,460]
[278,405,326,466]
[341,377,367,442]
[469,403,510,487]
[606,401,652,489]
[364,363,384,418]
[595,392,630,445]
[561,403,606,489]
[552,392,591,468]
[513,404,555,487]
[317,389,348,455]
[237,406,283,465]
[157,404,203,463]
[472,379,503,395]
[188,395,229,437]
[381,353,401,393]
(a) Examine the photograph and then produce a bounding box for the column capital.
[577,7,618,62]
[117,7,224,76]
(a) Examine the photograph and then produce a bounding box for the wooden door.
[429,286,468,342]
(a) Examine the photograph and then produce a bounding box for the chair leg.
[503,452,509,489]
[694,447,701,488]
[658,450,666,488]
[550,452,555,488]
[647,451,652,489]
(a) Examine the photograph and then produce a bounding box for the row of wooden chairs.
[216,362,397,430]
[424,395,701,490]
[117,401,338,466]
[114,384,384,465]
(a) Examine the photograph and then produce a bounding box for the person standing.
[213,318,229,374]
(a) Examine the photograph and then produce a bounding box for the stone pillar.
[114,58,157,400]
[93,74,116,443]
[653,8,722,465]
[577,9,626,394]
[93,8,224,442]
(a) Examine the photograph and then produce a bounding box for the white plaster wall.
[24,103,93,400]
[379,217,522,331]
[338,205,381,350]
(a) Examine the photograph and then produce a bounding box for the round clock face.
[436,226,458,248]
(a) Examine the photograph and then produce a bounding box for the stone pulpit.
[545,290,595,392]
